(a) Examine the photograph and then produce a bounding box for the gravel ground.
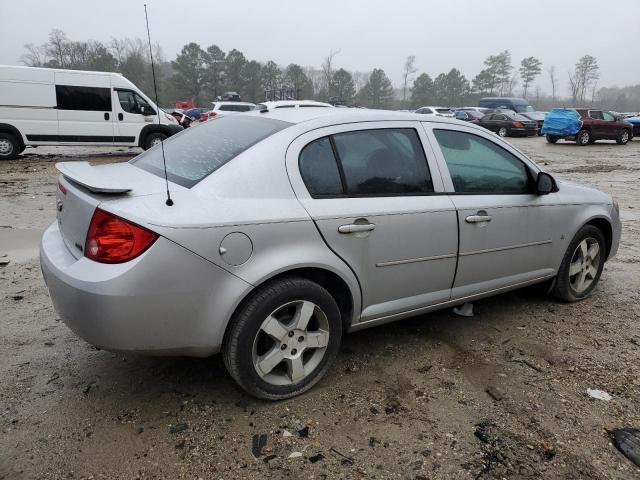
[1,139,639,480]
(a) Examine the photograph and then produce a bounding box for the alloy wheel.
[252,300,330,386]
[0,139,13,155]
[498,127,507,137]
[568,237,601,293]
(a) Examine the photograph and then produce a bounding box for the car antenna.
[144,4,173,206]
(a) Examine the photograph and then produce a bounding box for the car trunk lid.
[55,161,168,259]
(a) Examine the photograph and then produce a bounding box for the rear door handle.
[338,223,376,234]
[465,214,492,223]
[118,113,123,121]
[104,112,110,120]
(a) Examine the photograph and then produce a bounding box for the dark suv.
[547,109,633,145]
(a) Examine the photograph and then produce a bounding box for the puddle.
[0,228,43,263]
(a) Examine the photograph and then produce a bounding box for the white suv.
[202,102,256,121]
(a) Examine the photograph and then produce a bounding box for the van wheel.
[616,129,630,145]
[551,225,605,302]
[223,277,342,400]
[0,133,19,160]
[143,132,167,150]
[576,129,591,146]
[546,135,559,144]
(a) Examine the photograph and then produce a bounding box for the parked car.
[255,100,333,110]
[477,111,538,137]
[41,109,620,399]
[623,116,640,138]
[200,101,256,121]
[415,106,454,117]
[455,107,490,114]
[453,110,485,122]
[544,108,633,145]
[521,111,547,135]
[217,91,242,102]
[478,97,534,114]
[0,65,182,159]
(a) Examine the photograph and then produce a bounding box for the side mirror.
[536,172,555,195]
[141,105,156,116]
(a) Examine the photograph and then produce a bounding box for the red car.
[546,109,633,146]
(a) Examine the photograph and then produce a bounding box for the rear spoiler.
[56,162,131,194]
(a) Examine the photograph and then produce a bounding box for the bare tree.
[401,55,417,102]
[21,43,47,67]
[519,56,542,99]
[321,49,340,96]
[569,55,600,105]
[46,29,70,68]
[547,65,557,101]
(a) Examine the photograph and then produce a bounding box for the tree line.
[20,29,640,111]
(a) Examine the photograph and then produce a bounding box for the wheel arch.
[0,123,25,149]
[138,124,173,148]
[585,217,613,259]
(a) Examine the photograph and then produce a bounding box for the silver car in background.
[41,109,621,399]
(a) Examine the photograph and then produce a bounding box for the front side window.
[56,85,111,111]
[117,90,154,115]
[602,111,616,121]
[433,129,530,194]
[133,115,290,188]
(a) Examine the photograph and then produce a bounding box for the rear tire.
[0,133,19,160]
[546,135,559,144]
[498,127,508,137]
[223,277,342,400]
[576,129,591,146]
[616,129,630,145]
[143,132,167,150]
[551,225,606,302]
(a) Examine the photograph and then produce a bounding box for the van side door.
[54,71,114,144]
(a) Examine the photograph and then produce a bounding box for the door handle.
[118,113,123,121]
[465,214,492,223]
[104,112,110,120]
[338,223,376,234]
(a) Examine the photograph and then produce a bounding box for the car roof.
[257,100,333,109]
[212,101,256,107]
[244,107,474,128]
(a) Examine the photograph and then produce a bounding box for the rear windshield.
[132,116,291,188]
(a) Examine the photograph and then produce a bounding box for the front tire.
[546,135,559,144]
[576,129,591,146]
[616,129,630,145]
[223,277,342,400]
[551,225,606,302]
[0,133,20,160]
[143,132,167,150]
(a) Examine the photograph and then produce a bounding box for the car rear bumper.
[40,222,251,357]
[509,127,538,136]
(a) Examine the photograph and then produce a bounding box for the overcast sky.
[3,0,639,94]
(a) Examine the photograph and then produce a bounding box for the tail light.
[209,111,217,118]
[512,121,524,128]
[85,209,158,263]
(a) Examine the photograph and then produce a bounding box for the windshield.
[132,116,291,188]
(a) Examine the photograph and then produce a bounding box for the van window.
[133,115,291,188]
[117,90,154,115]
[56,85,111,111]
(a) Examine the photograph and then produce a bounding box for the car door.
[480,113,498,132]
[54,71,114,143]
[113,88,156,144]
[425,124,556,299]
[601,111,619,139]
[286,122,458,323]
[588,110,605,138]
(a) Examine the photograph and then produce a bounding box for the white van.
[0,65,182,159]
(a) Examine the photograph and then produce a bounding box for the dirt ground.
[1,138,639,480]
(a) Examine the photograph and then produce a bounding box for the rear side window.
[433,129,530,194]
[133,115,291,188]
[56,85,111,111]
[299,128,433,197]
[219,104,253,112]
[589,110,604,120]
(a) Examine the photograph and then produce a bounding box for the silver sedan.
[40,109,621,399]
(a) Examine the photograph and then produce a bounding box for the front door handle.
[338,223,376,234]
[465,214,492,223]
[118,113,124,121]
